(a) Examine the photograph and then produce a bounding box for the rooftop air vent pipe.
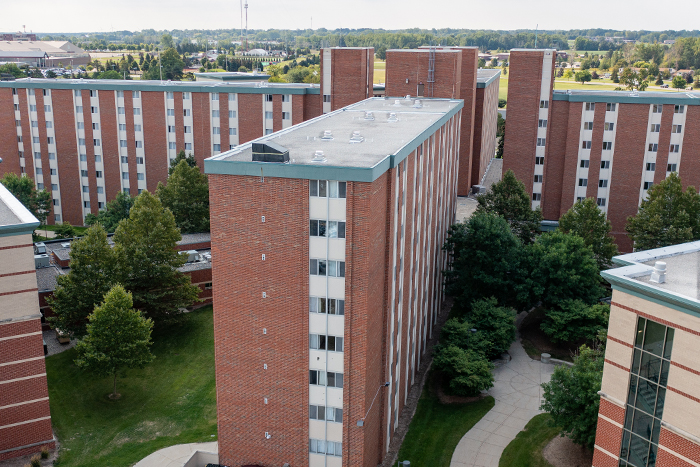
[311,150,327,163]
[387,112,399,123]
[364,111,375,121]
[393,99,402,106]
[349,131,364,144]
[413,99,423,109]
[650,261,666,284]
[321,130,334,141]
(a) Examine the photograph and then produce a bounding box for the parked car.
[660,84,669,88]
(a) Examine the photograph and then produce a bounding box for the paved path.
[133,441,217,467]
[450,337,554,467]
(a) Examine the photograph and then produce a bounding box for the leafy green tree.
[476,170,543,244]
[438,317,493,357]
[156,159,210,233]
[75,285,154,399]
[529,231,605,308]
[168,150,197,175]
[432,345,494,396]
[53,222,76,239]
[558,198,618,270]
[142,48,185,80]
[672,74,687,90]
[626,173,700,251]
[47,224,117,338]
[113,192,201,323]
[611,69,619,83]
[575,69,592,85]
[1,173,51,225]
[540,345,603,449]
[564,69,574,80]
[85,191,134,232]
[469,297,517,358]
[0,63,25,78]
[160,34,174,50]
[655,74,664,85]
[541,300,610,343]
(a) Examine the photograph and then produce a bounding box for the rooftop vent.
[393,99,402,106]
[405,95,411,100]
[413,99,423,108]
[387,112,399,123]
[364,111,375,121]
[34,242,46,255]
[650,261,666,284]
[311,150,327,163]
[252,141,290,163]
[349,131,364,144]
[321,130,334,141]
[61,242,71,248]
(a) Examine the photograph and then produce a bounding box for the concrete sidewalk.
[133,441,217,467]
[450,337,554,467]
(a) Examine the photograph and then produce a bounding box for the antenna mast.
[244,0,249,52]
[534,24,539,48]
[240,0,244,51]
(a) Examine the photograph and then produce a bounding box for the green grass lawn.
[46,306,217,467]
[397,378,494,467]
[39,224,90,236]
[499,413,560,467]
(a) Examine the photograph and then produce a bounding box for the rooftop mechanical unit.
[252,141,289,163]
[34,254,50,269]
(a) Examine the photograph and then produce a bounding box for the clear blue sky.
[2,0,699,34]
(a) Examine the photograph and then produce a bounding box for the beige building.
[594,242,700,467]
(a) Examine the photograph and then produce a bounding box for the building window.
[309,439,343,457]
[37,183,44,190]
[618,317,674,467]
[601,160,610,169]
[585,102,595,111]
[14,103,19,111]
[535,156,544,165]
[98,202,105,209]
[211,93,219,101]
[533,175,543,183]
[310,180,346,198]
[133,108,141,116]
[580,160,589,168]
[310,220,346,238]
[309,297,344,315]
[309,334,344,352]
[93,139,100,147]
[648,144,658,152]
[309,370,343,388]
[644,181,653,190]
[50,168,57,175]
[578,178,588,187]
[89,90,96,97]
[185,143,192,150]
[184,109,191,117]
[212,110,219,118]
[532,192,541,201]
[605,122,614,131]
[91,106,98,114]
[265,129,273,135]
[80,154,88,161]
[30,104,37,112]
[120,140,128,148]
[596,198,606,207]
[183,92,190,100]
[584,121,593,130]
[669,144,679,153]
[96,171,103,178]
[123,188,130,194]
[136,157,144,164]
[204,282,213,290]
[82,186,89,193]
[674,105,684,114]
[646,163,656,171]
[137,173,144,180]
[538,119,547,128]
[536,138,546,147]
[134,124,142,132]
[265,111,273,120]
[118,107,125,115]
[599,179,608,188]
[167,109,175,116]
[34,152,41,159]
[135,141,142,149]
[650,124,660,133]
[84,201,90,208]
[228,110,237,119]
[213,127,220,135]
[122,172,129,180]
[184,126,192,133]
[53,199,59,206]
[309,259,345,277]
[97,187,104,194]
[282,112,290,120]
[166,92,174,99]
[672,124,682,133]
[213,144,221,152]
[309,405,342,423]
[17,136,22,143]
[169,142,176,149]
[81,170,88,177]
[168,126,175,133]
[31,120,39,128]
[47,137,54,145]
[540,100,548,108]
[33,136,40,144]
[36,168,43,175]
[282,94,290,102]
[228,93,236,101]
[602,142,612,151]
[229,128,237,136]
[581,141,592,150]
[667,164,677,172]
[577,197,585,202]
[15,119,20,127]
[265,94,273,102]
[652,104,662,113]
[117,91,124,98]
[606,103,616,111]
[121,156,128,163]
[54,214,61,222]
[51,184,58,191]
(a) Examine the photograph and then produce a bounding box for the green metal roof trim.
[0,222,39,237]
[0,80,319,95]
[205,99,464,182]
[476,70,501,88]
[553,91,700,106]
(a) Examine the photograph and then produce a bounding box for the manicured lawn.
[46,306,217,467]
[39,224,90,236]
[397,378,494,467]
[499,413,560,467]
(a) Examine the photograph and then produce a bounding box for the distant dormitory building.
[504,48,700,251]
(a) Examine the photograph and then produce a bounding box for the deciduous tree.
[558,198,618,270]
[1,173,51,225]
[85,191,134,232]
[541,300,610,343]
[432,346,494,396]
[156,159,210,233]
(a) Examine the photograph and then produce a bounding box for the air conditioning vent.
[252,141,290,163]
[349,131,364,144]
[321,130,334,141]
[388,112,399,123]
[311,150,327,163]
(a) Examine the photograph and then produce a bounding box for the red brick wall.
[503,50,547,198]
[607,104,649,252]
[592,416,623,457]
[303,93,322,121]
[541,100,570,220]
[680,106,700,190]
[385,50,462,99]
[192,92,211,168]
[209,174,309,467]
[98,90,122,201]
[659,427,700,464]
[238,93,263,144]
[586,104,608,199]
[471,78,500,189]
[142,91,168,193]
[326,48,374,111]
[0,88,21,177]
[272,94,283,132]
[653,104,674,185]
[52,89,82,226]
[454,47,478,195]
[592,448,619,467]
[292,94,304,126]
[79,91,98,216]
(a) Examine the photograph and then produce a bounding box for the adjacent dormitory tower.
[206,97,462,467]
[320,47,375,113]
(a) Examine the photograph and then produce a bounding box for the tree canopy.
[156,159,210,233]
[1,173,51,225]
[85,191,135,232]
[558,198,618,270]
[142,47,184,80]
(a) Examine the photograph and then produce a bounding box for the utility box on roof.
[252,141,289,163]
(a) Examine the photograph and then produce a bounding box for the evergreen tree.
[558,198,618,270]
[626,173,700,251]
[156,159,210,233]
[1,173,51,225]
[113,192,201,323]
[47,224,117,338]
[75,285,154,399]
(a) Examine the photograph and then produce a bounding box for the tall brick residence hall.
[504,48,700,251]
[0,183,55,460]
[205,96,462,466]
[595,242,700,467]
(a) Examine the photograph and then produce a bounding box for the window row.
[82,186,104,194]
[310,180,347,198]
[310,220,346,238]
[309,439,342,457]
[310,259,345,277]
[583,122,615,131]
[309,405,342,423]
[309,370,343,388]
[309,297,345,315]
[309,334,344,352]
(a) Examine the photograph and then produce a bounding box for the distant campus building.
[504,49,700,251]
[595,243,700,467]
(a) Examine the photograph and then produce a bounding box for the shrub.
[469,297,517,358]
[433,345,494,396]
[540,300,610,343]
[498,98,507,108]
[40,446,50,459]
[30,454,41,467]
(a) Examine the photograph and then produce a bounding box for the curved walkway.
[133,441,217,467]
[450,337,554,467]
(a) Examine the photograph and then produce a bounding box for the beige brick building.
[595,242,700,467]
